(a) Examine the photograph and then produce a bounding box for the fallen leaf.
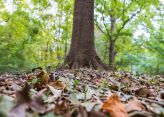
[135,88,154,98]
[42,112,55,117]
[49,81,65,90]
[9,83,46,116]
[81,102,97,111]
[9,104,28,117]
[159,90,164,99]
[0,95,15,117]
[37,70,49,85]
[101,94,128,117]
[128,111,152,117]
[15,83,31,104]
[69,93,79,105]
[88,110,106,117]
[85,87,96,100]
[77,106,88,117]
[30,89,47,113]
[54,99,71,117]
[46,85,62,103]
[76,106,106,117]
[125,97,146,112]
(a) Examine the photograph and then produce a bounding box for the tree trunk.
[109,15,116,71]
[109,40,116,70]
[63,0,108,70]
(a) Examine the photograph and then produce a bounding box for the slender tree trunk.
[56,45,60,59]
[64,38,68,57]
[109,40,116,70]
[103,39,108,62]
[64,16,68,58]
[57,10,62,60]
[46,42,49,60]
[63,0,108,70]
[50,44,53,57]
[109,15,116,70]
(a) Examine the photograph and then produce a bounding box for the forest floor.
[0,68,163,117]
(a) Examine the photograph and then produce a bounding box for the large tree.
[64,0,108,69]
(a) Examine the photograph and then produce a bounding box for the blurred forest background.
[0,0,163,74]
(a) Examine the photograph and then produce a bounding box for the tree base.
[60,54,109,70]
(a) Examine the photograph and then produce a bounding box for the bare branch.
[101,12,110,37]
[115,9,142,41]
[94,19,107,35]
[95,1,110,37]
[122,0,126,22]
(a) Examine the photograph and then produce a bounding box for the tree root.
[60,55,109,70]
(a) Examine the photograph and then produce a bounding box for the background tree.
[94,0,160,70]
[0,0,73,73]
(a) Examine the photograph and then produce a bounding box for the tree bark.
[63,0,108,70]
[109,40,116,70]
[109,15,116,71]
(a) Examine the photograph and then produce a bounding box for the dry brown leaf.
[101,94,128,117]
[125,97,146,112]
[37,70,49,85]
[159,90,164,99]
[49,81,65,90]
[76,106,106,117]
[88,110,106,117]
[77,106,88,117]
[135,88,154,98]
[15,83,31,103]
[33,70,50,90]
[9,83,46,116]
[54,99,71,117]
[30,89,47,113]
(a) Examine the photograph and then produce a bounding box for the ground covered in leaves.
[0,68,164,117]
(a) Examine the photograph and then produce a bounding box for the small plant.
[102,79,109,88]
[74,79,80,88]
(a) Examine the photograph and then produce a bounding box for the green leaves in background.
[0,0,163,74]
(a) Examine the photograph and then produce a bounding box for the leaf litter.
[0,68,163,117]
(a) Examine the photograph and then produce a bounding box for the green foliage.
[94,0,163,74]
[0,0,163,74]
[0,0,73,73]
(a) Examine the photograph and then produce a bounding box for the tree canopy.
[0,0,163,74]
